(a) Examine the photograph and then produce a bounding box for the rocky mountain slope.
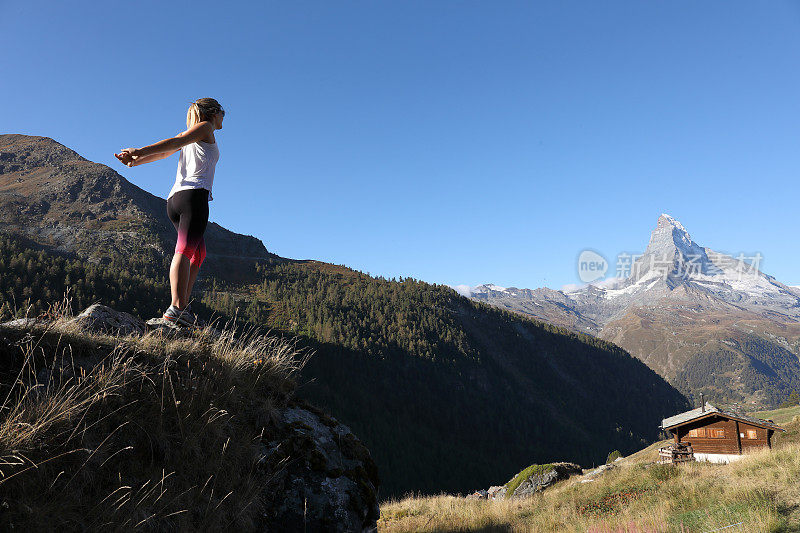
[0,134,276,284]
[464,214,800,407]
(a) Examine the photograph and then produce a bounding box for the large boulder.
[67,303,146,335]
[0,318,39,329]
[258,401,381,531]
[487,485,507,500]
[504,462,583,499]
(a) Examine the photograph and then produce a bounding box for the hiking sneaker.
[163,305,196,327]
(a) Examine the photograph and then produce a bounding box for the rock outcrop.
[67,303,146,336]
[578,462,617,484]
[469,462,582,500]
[259,402,381,531]
[507,462,582,498]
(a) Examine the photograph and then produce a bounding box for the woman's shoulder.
[176,122,216,144]
[175,127,217,146]
[196,121,216,144]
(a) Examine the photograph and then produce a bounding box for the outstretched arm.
[115,150,172,167]
[116,150,175,167]
[115,121,213,167]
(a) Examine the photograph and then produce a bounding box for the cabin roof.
[661,402,785,432]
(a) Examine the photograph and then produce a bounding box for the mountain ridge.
[0,133,276,284]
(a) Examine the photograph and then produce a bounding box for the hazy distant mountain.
[462,214,800,407]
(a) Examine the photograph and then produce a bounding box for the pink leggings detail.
[175,236,206,266]
[167,188,209,268]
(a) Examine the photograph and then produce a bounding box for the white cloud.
[451,284,473,297]
[560,277,624,293]
[594,277,624,288]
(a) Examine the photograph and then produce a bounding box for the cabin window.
[708,428,725,439]
[746,430,757,439]
[687,428,706,438]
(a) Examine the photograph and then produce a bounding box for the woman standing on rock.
[115,97,224,326]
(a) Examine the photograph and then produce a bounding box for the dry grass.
[379,420,800,532]
[752,405,800,427]
[0,295,311,530]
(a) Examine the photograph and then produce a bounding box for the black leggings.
[166,188,209,266]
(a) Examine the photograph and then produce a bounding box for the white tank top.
[168,135,220,201]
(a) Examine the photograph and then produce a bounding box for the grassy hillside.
[752,405,800,427]
[378,406,800,531]
[0,306,309,530]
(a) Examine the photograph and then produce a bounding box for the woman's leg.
[185,264,200,304]
[166,194,188,309]
[167,190,207,310]
[184,237,205,305]
[170,253,192,308]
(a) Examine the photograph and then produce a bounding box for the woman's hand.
[115,152,134,167]
[115,148,138,167]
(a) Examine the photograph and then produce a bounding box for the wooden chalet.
[660,399,784,463]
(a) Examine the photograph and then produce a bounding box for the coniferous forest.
[0,234,168,319]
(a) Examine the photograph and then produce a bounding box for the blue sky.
[3,1,800,289]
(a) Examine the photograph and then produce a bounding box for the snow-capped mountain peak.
[626,213,718,286]
[470,284,514,296]
[470,284,496,292]
[646,213,696,255]
[457,213,800,324]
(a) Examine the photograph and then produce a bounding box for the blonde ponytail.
[186,98,224,128]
